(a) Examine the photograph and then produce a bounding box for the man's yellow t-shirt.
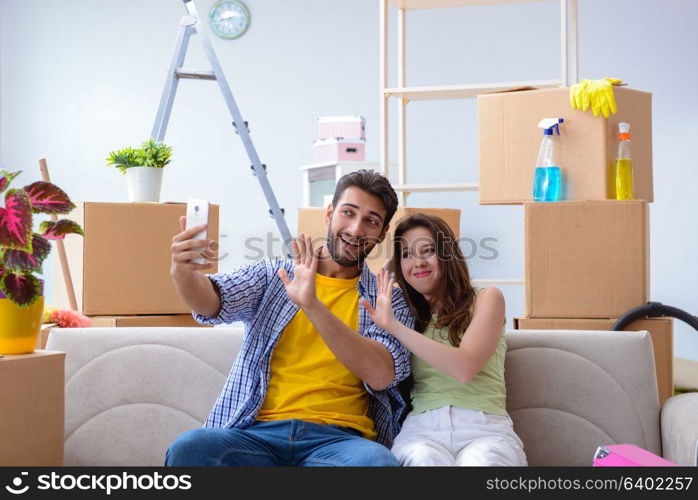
[256,272,376,440]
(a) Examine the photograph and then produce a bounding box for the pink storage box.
[593,444,676,466]
[313,138,365,163]
[317,116,366,140]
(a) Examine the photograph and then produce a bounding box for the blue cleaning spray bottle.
[532,118,564,202]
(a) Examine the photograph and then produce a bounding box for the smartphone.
[185,199,210,265]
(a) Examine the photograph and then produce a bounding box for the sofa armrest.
[661,392,698,465]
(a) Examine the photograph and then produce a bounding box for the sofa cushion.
[506,330,661,466]
[46,327,243,466]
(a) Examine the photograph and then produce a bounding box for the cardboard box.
[525,200,649,318]
[515,317,673,405]
[36,315,210,349]
[478,86,653,204]
[298,207,460,274]
[53,202,219,315]
[0,351,65,465]
[37,324,57,350]
[87,314,211,328]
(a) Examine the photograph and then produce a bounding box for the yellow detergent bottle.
[615,122,634,200]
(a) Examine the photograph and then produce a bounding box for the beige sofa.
[46,327,698,466]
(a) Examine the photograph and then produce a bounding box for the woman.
[362,213,526,466]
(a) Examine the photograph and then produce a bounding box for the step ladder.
[151,0,292,251]
[379,0,579,287]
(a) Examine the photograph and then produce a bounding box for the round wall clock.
[209,0,251,40]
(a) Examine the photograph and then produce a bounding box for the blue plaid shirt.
[192,258,415,447]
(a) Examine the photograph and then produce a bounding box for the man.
[165,170,415,466]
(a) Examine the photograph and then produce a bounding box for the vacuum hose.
[612,302,698,332]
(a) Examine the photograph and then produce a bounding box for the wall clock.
[209,0,250,40]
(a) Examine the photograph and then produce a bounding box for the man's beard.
[325,222,377,268]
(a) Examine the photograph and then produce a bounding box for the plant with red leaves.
[0,170,83,307]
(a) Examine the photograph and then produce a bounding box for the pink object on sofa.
[317,116,365,140]
[593,444,677,466]
[313,138,365,163]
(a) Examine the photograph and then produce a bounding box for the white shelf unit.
[384,79,561,101]
[393,182,479,193]
[379,0,578,287]
[389,0,554,8]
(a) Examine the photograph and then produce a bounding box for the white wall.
[1,0,696,360]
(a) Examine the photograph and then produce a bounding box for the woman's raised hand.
[362,268,398,332]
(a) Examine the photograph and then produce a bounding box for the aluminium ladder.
[151,0,292,251]
[379,0,579,287]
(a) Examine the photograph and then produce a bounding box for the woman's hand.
[278,233,323,310]
[362,268,399,332]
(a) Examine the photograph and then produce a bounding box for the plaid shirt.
[193,258,414,447]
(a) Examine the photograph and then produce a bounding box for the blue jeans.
[164,419,399,467]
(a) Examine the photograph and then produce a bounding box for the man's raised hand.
[170,215,217,278]
[278,233,323,309]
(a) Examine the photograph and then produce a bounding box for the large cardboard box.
[525,200,649,318]
[53,202,219,315]
[298,207,461,274]
[478,86,653,204]
[0,351,65,465]
[37,315,210,349]
[514,317,673,405]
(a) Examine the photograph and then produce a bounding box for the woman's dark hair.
[392,213,476,347]
[332,169,398,228]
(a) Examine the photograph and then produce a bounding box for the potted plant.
[0,169,83,354]
[106,138,173,203]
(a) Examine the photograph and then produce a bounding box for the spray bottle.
[615,122,634,200]
[533,118,564,202]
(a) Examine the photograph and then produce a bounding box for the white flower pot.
[125,167,163,203]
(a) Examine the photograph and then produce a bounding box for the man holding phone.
[165,170,414,466]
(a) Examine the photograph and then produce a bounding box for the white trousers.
[391,406,527,466]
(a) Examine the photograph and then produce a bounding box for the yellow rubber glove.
[569,78,623,118]
[570,79,592,110]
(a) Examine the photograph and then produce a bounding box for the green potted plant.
[0,169,83,354]
[106,138,173,203]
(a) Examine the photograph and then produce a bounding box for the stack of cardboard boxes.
[478,87,673,405]
[45,202,220,347]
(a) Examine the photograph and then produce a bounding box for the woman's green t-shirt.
[409,294,508,417]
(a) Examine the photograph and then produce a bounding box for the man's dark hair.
[331,169,398,228]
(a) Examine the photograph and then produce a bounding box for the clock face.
[209,0,250,40]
